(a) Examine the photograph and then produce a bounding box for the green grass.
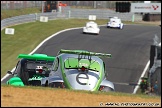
[1,7,42,20]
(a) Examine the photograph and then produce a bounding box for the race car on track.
[107,17,124,29]
[6,53,55,86]
[41,49,115,92]
[83,21,100,35]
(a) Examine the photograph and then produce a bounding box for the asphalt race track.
[2,24,161,93]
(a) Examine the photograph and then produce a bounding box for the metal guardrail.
[1,8,143,30]
[1,14,36,30]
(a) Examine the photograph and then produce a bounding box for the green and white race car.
[7,53,55,86]
[41,49,115,92]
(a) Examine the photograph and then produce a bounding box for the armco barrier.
[1,9,143,30]
[1,12,68,30]
[1,14,36,30]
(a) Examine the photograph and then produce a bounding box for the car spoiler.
[18,54,55,61]
[58,49,112,58]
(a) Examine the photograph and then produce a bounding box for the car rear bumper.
[83,27,100,34]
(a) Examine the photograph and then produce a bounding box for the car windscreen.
[110,19,120,23]
[26,60,53,69]
[86,23,97,28]
[64,58,100,72]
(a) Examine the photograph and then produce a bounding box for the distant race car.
[41,49,115,92]
[107,17,124,29]
[6,54,55,86]
[83,21,100,35]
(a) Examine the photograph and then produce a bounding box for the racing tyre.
[100,86,114,92]
[20,67,29,85]
[119,25,123,30]
[42,81,48,87]
[120,26,123,29]
[29,80,41,86]
[49,82,65,88]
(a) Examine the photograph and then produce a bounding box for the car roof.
[110,17,121,22]
[87,21,97,24]
[113,17,118,19]
[18,54,55,61]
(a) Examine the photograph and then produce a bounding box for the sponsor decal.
[76,73,89,85]
[152,5,159,10]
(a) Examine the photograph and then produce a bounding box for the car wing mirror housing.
[7,71,13,75]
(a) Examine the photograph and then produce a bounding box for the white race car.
[83,21,100,35]
[107,17,124,29]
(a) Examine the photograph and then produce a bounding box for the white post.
[68,10,71,18]
[132,14,135,22]
[94,1,96,8]
[58,6,62,13]
[42,1,44,13]
[35,13,37,20]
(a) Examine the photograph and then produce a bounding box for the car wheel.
[20,67,29,85]
[42,81,48,87]
[49,82,65,88]
[118,25,122,29]
[100,86,114,92]
[96,32,99,35]
[29,80,41,86]
[49,82,54,87]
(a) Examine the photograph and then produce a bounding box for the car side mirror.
[7,71,13,75]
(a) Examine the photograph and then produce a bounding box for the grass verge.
[1,7,41,20]
[1,85,161,107]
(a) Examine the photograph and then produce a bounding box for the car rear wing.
[18,54,55,61]
[58,49,112,58]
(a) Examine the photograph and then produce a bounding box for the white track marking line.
[133,42,161,94]
[133,61,150,94]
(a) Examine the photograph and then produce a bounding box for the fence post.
[132,14,135,22]
[68,10,71,18]
[41,1,44,13]
[35,13,37,20]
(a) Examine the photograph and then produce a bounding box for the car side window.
[53,57,59,71]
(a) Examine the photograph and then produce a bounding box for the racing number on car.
[76,73,89,85]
